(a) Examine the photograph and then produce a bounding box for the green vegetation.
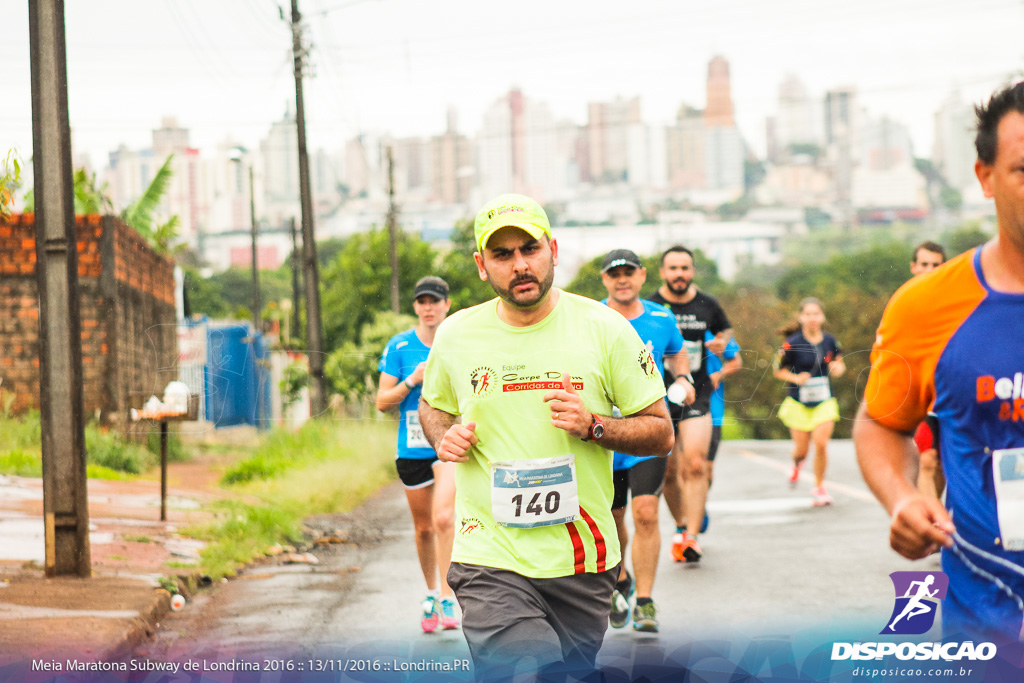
[0,413,185,478]
[123,535,154,544]
[85,424,156,474]
[188,420,396,578]
[1,150,23,220]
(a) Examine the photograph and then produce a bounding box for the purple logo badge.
[881,571,949,635]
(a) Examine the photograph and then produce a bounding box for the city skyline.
[5,0,1024,170]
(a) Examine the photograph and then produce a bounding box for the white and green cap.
[473,193,552,253]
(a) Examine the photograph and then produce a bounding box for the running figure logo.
[470,366,496,397]
[881,571,949,635]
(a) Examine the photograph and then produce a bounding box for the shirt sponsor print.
[470,366,496,397]
[976,371,1024,422]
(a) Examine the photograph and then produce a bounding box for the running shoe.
[682,533,703,563]
[788,463,801,488]
[609,571,634,629]
[609,588,630,629]
[699,511,710,534]
[811,486,833,507]
[632,600,659,633]
[420,595,441,632]
[671,531,685,562]
[440,596,460,630]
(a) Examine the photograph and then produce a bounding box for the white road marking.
[735,448,876,503]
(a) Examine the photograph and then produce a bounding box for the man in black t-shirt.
[649,246,732,564]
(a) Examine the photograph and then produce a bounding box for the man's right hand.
[889,493,955,560]
[437,421,478,463]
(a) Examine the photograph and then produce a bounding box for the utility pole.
[289,216,302,343]
[290,0,327,416]
[386,146,399,314]
[248,164,260,333]
[29,0,91,577]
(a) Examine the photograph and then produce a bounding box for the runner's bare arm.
[665,349,696,404]
[666,347,691,377]
[419,398,477,463]
[543,374,673,456]
[828,353,846,378]
[853,402,954,560]
[705,328,733,355]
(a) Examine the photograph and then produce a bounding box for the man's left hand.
[543,373,591,438]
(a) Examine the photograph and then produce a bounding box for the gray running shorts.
[447,561,619,681]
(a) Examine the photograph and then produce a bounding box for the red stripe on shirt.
[565,521,586,574]
[579,507,607,572]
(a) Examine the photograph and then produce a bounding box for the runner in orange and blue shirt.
[855,82,1024,643]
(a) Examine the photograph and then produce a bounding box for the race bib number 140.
[491,455,580,529]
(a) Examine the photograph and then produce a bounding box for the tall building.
[152,117,201,243]
[824,86,860,222]
[852,114,925,210]
[666,104,706,189]
[260,107,299,206]
[430,107,473,204]
[860,116,913,172]
[933,90,977,193]
[477,89,566,203]
[586,96,641,182]
[704,56,735,128]
[626,123,668,189]
[773,74,822,161]
[701,56,743,193]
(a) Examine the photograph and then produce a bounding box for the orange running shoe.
[671,531,685,562]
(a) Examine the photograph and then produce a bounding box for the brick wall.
[0,213,176,426]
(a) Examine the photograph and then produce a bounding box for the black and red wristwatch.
[582,414,605,442]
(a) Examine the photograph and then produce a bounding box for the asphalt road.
[137,439,932,677]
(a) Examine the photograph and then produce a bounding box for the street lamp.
[228,147,260,333]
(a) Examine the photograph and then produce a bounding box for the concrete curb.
[105,590,171,661]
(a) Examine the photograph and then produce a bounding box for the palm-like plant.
[121,154,179,254]
[1,150,23,220]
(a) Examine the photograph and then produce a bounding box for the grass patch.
[123,535,153,544]
[190,420,397,578]
[87,464,135,480]
[165,560,199,569]
[720,410,756,440]
[146,430,190,463]
[0,449,42,477]
[184,500,305,578]
[0,414,195,479]
[85,424,155,474]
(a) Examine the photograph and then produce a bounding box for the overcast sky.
[4,0,1024,171]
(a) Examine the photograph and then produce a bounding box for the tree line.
[184,220,989,437]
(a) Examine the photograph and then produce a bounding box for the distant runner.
[701,328,742,532]
[376,276,459,632]
[649,246,732,563]
[773,297,845,506]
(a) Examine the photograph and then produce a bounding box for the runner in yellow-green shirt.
[419,193,674,681]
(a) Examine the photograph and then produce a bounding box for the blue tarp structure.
[203,323,271,428]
